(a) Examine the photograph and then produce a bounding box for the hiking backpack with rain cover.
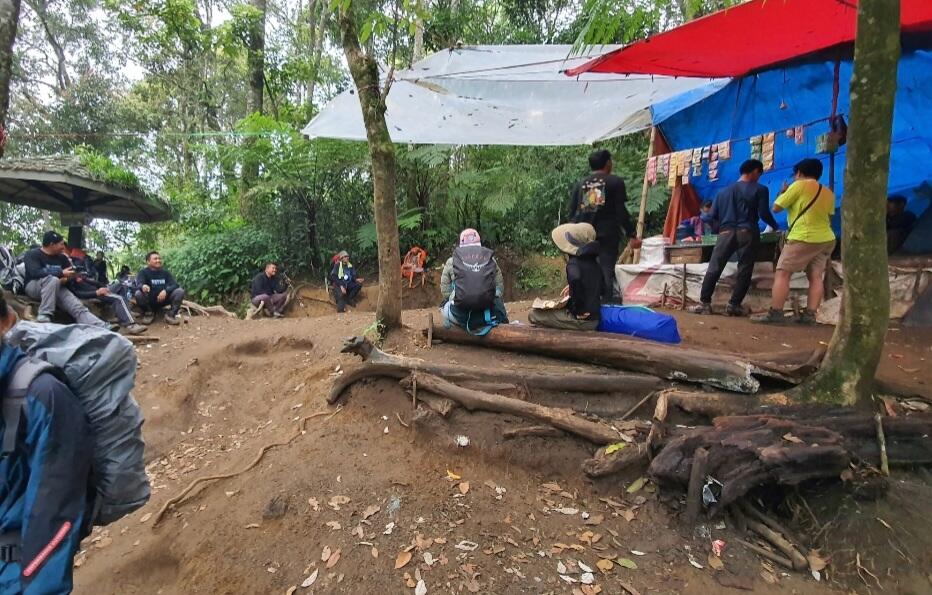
[0,246,26,295]
[4,322,150,526]
[451,245,497,311]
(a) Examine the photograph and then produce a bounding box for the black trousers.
[334,283,361,312]
[699,228,758,306]
[134,287,186,316]
[597,235,619,300]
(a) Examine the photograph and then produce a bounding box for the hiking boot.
[35,314,52,323]
[272,312,284,319]
[164,313,181,326]
[123,323,148,335]
[688,302,713,315]
[140,313,155,325]
[750,308,786,324]
[725,303,749,317]
[795,309,818,325]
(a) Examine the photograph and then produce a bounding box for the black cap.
[42,230,64,247]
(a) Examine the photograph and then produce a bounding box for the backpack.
[597,305,682,344]
[0,246,25,295]
[451,245,497,312]
[4,322,150,526]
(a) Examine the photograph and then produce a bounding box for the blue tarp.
[651,49,932,230]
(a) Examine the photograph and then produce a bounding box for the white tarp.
[303,45,726,146]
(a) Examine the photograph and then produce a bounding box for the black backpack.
[452,245,497,311]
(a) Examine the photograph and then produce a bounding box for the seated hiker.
[251,262,288,318]
[529,223,602,331]
[135,251,186,326]
[92,250,110,284]
[887,195,917,254]
[690,159,780,317]
[401,246,428,287]
[440,229,508,334]
[752,158,836,325]
[0,294,95,594]
[330,251,364,313]
[675,200,716,242]
[66,266,147,335]
[22,231,107,327]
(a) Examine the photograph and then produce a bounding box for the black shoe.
[725,303,748,317]
[689,303,713,315]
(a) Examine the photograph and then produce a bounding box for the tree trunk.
[338,4,403,329]
[241,0,266,192]
[0,0,21,157]
[307,0,330,112]
[798,0,900,406]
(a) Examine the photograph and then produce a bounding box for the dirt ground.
[72,299,932,595]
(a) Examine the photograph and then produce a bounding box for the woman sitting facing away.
[529,223,603,331]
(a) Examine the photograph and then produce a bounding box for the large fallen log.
[402,373,622,444]
[329,336,660,404]
[426,318,810,393]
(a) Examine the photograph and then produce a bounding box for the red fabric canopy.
[568,0,932,78]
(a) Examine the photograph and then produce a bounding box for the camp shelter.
[303,44,726,146]
[0,155,172,248]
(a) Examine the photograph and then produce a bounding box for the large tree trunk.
[306,0,330,112]
[427,318,817,393]
[338,4,403,329]
[798,0,900,406]
[0,0,21,157]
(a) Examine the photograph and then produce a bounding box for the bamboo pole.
[632,126,658,264]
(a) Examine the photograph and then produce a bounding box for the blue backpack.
[597,305,681,344]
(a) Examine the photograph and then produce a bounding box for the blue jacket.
[0,345,93,595]
[710,180,780,232]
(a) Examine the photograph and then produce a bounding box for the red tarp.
[568,0,932,78]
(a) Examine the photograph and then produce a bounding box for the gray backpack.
[4,322,150,526]
[451,245,497,311]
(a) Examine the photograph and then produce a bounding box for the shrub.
[163,227,284,304]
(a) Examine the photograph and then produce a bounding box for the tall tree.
[241,0,267,192]
[338,1,403,329]
[799,0,900,406]
[0,0,21,156]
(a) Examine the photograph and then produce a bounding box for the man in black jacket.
[250,263,288,318]
[529,223,603,331]
[568,149,641,302]
[22,231,107,327]
[135,251,186,325]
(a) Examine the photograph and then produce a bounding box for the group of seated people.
[21,231,186,334]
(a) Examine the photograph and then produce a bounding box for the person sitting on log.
[330,251,364,313]
[529,223,602,332]
[66,264,148,335]
[250,262,288,318]
[440,229,508,335]
[135,251,186,326]
[22,231,108,328]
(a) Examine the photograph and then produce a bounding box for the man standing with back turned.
[569,149,640,302]
[690,159,780,316]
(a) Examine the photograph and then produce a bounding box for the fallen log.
[503,425,566,440]
[402,373,621,444]
[329,336,660,404]
[426,318,804,393]
[583,442,650,477]
[685,447,710,527]
[181,300,236,318]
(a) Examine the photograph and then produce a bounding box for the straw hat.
[551,223,597,256]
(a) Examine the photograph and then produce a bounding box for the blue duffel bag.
[597,305,682,344]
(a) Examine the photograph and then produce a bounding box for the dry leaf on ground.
[395,551,413,569]
[326,549,341,569]
[458,482,470,495]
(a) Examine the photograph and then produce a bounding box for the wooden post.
[633,126,657,264]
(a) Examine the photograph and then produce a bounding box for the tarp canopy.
[0,155,171,223]
[567,0,932,78]
[651,48,932,233]
[303,45,726,146]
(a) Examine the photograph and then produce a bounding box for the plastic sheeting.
[303,45,726,146]
[651,49,932,230]
[568,0,932,78]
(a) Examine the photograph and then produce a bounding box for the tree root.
[152,407,343,526]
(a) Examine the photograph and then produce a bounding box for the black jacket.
[566,241,603,321]
[568,173,635,240]
[251,272,285,298]
[23,248,71,284]
[136,267,180,295]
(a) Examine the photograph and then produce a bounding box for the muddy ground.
[73,299,932,595]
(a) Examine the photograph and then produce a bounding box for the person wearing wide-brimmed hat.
[330,251,364,313]
[528,222,603,331]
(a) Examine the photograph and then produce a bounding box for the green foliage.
[356,207,424,252]
[516,260,564,293]
[163,227,283,304]
[75,146,143,191]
